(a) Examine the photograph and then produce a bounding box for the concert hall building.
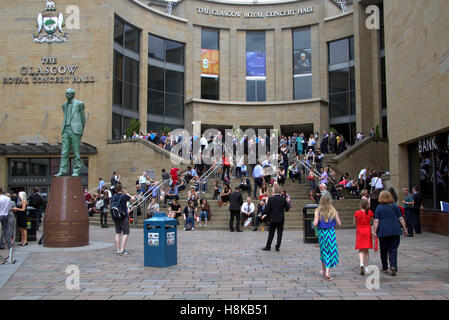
[0,0,448,227]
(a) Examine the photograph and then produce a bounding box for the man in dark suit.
[262,184,290,251]
[229,187,243,232]
[412,186,422,234]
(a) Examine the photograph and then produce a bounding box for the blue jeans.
[200,211,208,221]
[185,217,194,229]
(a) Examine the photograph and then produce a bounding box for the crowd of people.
[0,187,46,249]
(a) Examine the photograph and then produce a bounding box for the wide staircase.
[88,172,360,231]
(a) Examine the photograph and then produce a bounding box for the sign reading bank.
[196,6,314,18]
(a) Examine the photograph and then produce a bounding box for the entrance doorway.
[281,124,314,138]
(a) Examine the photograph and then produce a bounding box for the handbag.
[374,235,378,252]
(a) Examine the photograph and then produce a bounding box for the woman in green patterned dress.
[313,194,342,281]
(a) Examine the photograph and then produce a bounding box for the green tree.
[375,125,380,138]
[162,126,172,136]
[124,119,141,139]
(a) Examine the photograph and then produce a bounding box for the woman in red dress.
[353,198,374,275]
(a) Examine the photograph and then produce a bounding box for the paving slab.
[0,226,447,300]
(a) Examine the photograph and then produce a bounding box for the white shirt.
[0,194,12,217]
[200,137,208,146]
[371,177,383,189]
[139,175,147,184]
[241,202,255,214]
[358,169,367,180]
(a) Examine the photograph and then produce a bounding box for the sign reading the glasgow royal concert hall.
[196,6,313,18]
[3,57,95,85]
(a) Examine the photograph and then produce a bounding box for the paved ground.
[0,225,448,300]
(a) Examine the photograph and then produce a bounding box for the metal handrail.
[88,182,111,195]
[128,179,170,211]
[297,158,337,186]
[199,161,223,183]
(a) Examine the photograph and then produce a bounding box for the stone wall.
[384,0,449,196]
[329,137,389,180]
[421,210,449,236]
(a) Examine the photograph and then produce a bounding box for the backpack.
[110,194,126,221]
[95,198,104,210]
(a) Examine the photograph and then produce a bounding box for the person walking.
[372,190,408,276]
[111,182,135,255]
[229,187,243,232]
[313,194,342,281]
[252,161,264,200]
[353,198,374,275]
[262,183,290,252]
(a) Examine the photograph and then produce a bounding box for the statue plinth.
[43,177,89,247]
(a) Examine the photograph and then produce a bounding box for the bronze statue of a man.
[54,88,86,177]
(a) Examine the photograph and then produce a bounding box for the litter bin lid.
[303,204,318,213]
[145,212,176,223]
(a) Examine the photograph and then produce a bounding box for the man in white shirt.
[139,172,147,192]
[0,188,13,249]
[358,167,369,190]
[241,197,255,228]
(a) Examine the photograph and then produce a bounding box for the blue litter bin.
[144,212,177,267]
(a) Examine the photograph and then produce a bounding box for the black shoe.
[236,230,243,232]
[253,228,257,231]
[262,247,270,251]
[101,225,105,228]
[275,248,280,252]
[230,229,235,232]
[391,268,397,276]
[0,247,4,250]
[406,235,414,237]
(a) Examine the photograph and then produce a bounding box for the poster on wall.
[201,49,219,76]
[246,51,266,77]
[293,48,312,75]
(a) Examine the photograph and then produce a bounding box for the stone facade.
[384,0,449,198]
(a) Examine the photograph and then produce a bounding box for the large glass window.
[293,28,312,100]
[379,2,387,139]
[148,34,165,61]
[201,28,219,100]
[166,40,184,65]
[246,31,266,102]
[148,34,185,132]
[114,16,140,54]
[328,36,356,145]
[113,15,140,140]
[409,133,449,209]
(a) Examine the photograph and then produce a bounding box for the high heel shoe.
[20,242,28,246]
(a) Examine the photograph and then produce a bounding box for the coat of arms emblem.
[33,1,68,43]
